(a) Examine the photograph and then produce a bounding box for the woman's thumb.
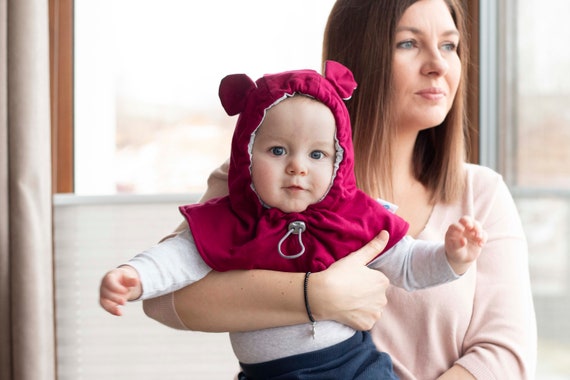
[349,230,390,265]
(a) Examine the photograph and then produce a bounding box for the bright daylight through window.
[74,0,335,195]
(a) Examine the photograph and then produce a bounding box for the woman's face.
[391,0,461,134]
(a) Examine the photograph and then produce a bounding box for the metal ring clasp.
[278,221,306,259]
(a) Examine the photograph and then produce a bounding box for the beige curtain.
[0,0,55,379]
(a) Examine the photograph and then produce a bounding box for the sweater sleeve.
[159,159,231,242]
[199,158,230,202]
[142,292,189,330]
[456,171,537,379]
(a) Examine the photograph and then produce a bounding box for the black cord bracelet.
[304,272,316,338]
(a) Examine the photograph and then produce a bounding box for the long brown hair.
[323,0,469,203]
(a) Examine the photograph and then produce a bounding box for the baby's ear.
[218,74,256,116]
[323,60,357,100]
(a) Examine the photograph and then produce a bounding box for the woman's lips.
[416,87,445,100]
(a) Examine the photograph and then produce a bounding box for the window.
[50,1,570,378]
[493,0,570,376]
[52,2,340,379]
[53,1,481,196]
[72,0,337,195]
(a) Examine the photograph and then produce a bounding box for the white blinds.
[54,199,238,379]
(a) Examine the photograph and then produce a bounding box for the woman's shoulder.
[460,163,515,213]
[462,163,505,193]
[463,162,502,180]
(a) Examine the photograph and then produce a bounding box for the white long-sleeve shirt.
[128,226,457,364]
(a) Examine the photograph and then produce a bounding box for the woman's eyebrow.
[395,26,460,38]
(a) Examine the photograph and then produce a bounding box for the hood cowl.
[180,61,409,272]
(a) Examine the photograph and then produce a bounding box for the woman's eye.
[442,42,458,52]
[310,151,325,160]
[270,146,286,156]
[396,40,415,49]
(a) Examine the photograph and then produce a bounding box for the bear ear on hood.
[219,74,257,116]
[323,60,357,100]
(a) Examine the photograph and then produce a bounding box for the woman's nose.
[421,48,449,77]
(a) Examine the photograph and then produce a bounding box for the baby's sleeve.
[127,229,212,300]
[369,236,459,291]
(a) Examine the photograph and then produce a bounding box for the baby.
[100,61,486,379]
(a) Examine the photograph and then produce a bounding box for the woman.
[144,1,537,378]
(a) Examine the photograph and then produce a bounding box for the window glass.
[74,0,336,195]
[508,0,570,189]
[501,0,570,376]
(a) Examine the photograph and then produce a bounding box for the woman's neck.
[390,130,434,236]
[391,131,418,195]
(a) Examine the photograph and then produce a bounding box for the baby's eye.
[310,150,325,160]
[270,146,286,156]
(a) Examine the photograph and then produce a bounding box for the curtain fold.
[0,0,55,379]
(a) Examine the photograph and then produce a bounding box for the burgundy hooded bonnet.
[179,61,409,273]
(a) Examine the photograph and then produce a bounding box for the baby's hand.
[445,216,487,275]
[99,265,142,316]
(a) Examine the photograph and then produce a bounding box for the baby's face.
[250,96,336,213]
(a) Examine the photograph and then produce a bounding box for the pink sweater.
[144,162,537,380]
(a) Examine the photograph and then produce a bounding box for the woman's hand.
[310,231,391,330]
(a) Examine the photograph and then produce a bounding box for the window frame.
[49,0,74,193]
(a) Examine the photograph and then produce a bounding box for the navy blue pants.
[238,331,399,380]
